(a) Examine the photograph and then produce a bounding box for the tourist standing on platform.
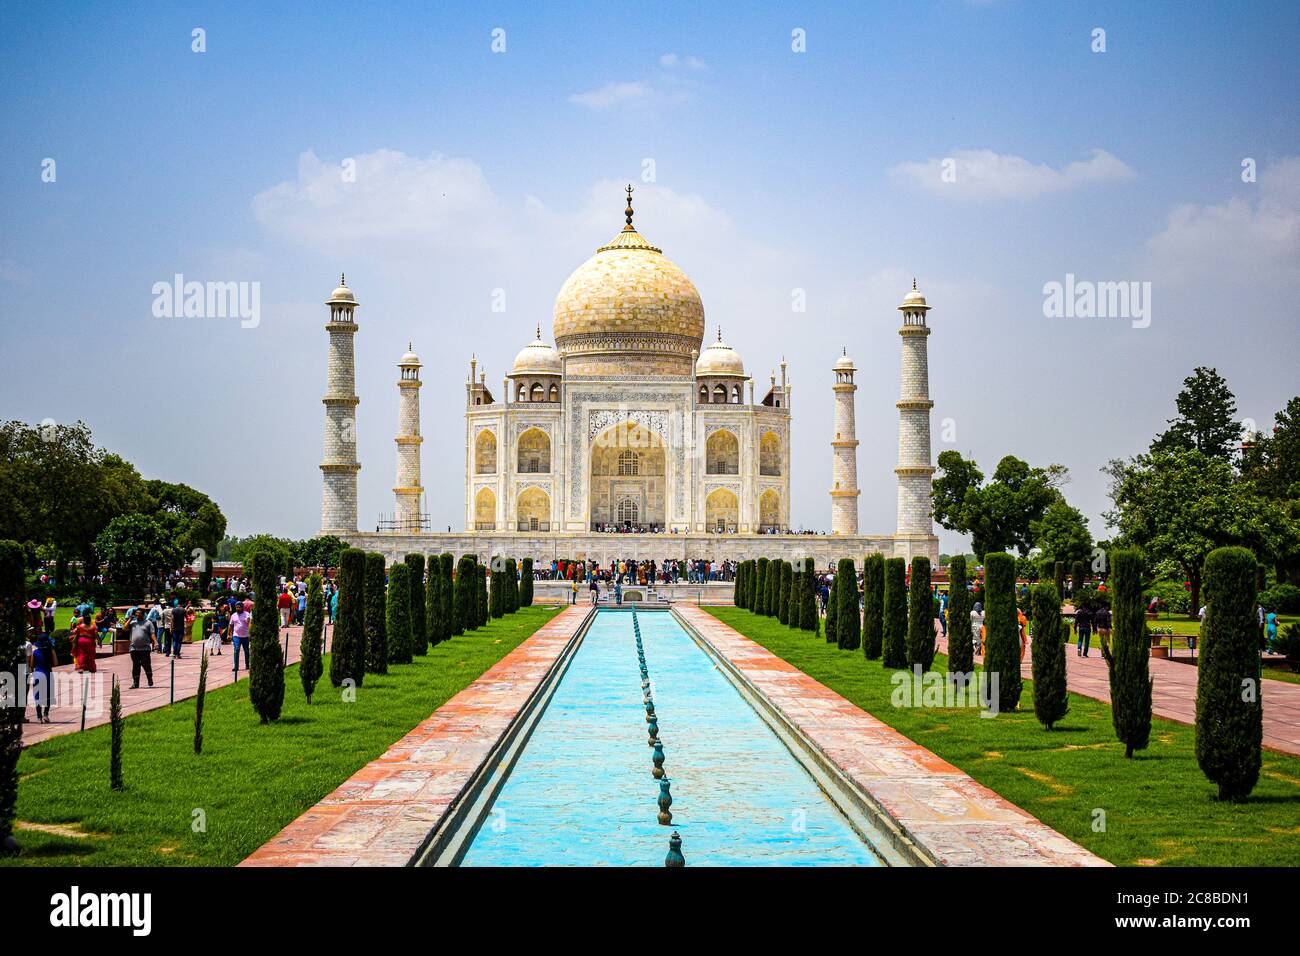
[126,607,156,689]
[230,602,252,674]
[590,576,599,604]
[71,611,98,673]
[42,596,57,634]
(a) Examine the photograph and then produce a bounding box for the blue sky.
[2,0,1298,550]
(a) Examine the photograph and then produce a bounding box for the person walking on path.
[70,611,98,673]
[277,587,293,627]
[1075,605,1093,657]
[170,600,187,659]
[230,601,252,674]
[126,607,156,689]
[1267,606,1280,651]
[1092,605,1110,659]
[27,626,58,722]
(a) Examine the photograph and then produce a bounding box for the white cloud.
[568,81,655,110]
[659,52,706,70]
[890,148,1135,200]
[1144,156,1300,285]
[570,55,706,111]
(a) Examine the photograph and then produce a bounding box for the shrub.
[1144,579,1191,616]
[836,559,860,651]
[905,557,934,669]
[1259,583,1300,614]
[983,553,1022,713]
[300,573,324,703]
[405,554,427,655]
[505,558,519,613]
[194,646,209,754]
[825,569,839,644]
[1196,547,1262,799]
[1100,549,1152,759]
[386,562,413,667]
[248,551,284,724]
[1030,583,1069,730]
[440,553,457,638]
[862,554,884,660]
[425,554,443,646]
[881,558,908,668]
[0,541,24,844]
[946,556,974,679]
[1276,623,1300,671]
[520,558,534,607]
[778,561,792,624]
[364,553,390,671]
[1070,560,1086,598]
[801,558,819,634]
[330,548,365,688]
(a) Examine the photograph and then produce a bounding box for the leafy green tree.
[364,553,390,671]
[95,513,184,592]
[1030,583,1069,729]
[932,451,1068,557]
[1151,366,1242,461]
[1196,547,1263,800]
[249,552,284,723]
[0,541,26,848]
[906,556,934,669]
[238,534,294,579]
[862,554,884,659]
[946,556,973,678]
[386,562,413,666]
[983,552,1022,712]
[330,548,365,687]
[1032,501,1094,577]
[520,557,534,607]
[405,554,427,655]
[296,535,348,570]
[1241,395,1300,584]
[836,559,860,651]
[881,558,908,668]
[1099,549,1152,758]
[300,573,325,703]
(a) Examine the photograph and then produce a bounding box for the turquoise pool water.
[461,609,883,866]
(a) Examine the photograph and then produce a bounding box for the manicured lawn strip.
[7,605,563,867]
[707,606,1300,867]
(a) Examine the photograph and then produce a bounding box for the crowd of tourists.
[540,558,736,586]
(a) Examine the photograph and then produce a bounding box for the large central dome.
[552,187,705,376]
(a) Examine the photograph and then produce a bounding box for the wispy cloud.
[567,81,655,110]
[569,54,707,111]
[890,148,1135,200]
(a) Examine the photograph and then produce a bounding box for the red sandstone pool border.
[675,605,1107,867]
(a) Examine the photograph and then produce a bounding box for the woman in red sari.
[70,611,98,673]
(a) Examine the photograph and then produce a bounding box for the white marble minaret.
[894,279,936,549]
[830,348,860,535]
[321,275,360,533]
[393,344,424,531]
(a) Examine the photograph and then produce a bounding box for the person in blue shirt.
[1266,607,1280,652]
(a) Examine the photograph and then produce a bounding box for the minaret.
[393,344,424,532]
[830,348,860,535]
[895,279,936,550]
[321,275,360,533]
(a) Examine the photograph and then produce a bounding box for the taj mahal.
[322,186,939,568]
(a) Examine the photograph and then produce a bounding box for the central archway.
[589,421,666,531]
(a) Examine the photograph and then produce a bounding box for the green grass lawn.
[7,605,563,867]
[707,606,1300,867]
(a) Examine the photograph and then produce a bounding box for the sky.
[1,0,1298,553]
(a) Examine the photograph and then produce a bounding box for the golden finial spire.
[340,273,346,286]
[623,184,635,231]
[912,277,917,291]
[717,326,722,342]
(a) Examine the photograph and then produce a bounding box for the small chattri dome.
[511,326,561,376]
[695,328,745,377]
[833,347,855,371]
[399,342,421,366]
[329,273,356,304]
[899,277,929,310]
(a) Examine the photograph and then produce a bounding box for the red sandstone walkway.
[935,631,1300,756]
[21,625,314,748]
[241,606,590,867]
[679,606,1105,867]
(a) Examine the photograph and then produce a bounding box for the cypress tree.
[1030,583,1069,730]
[194,647,208,754]
[983,552,1022,712]
[825,569,840,644]
[405,553,427,655]
[882,557,908,668]
[801,557,818,634]
[778,561,792,624]
[768,560,782,616]
[1053,561,1066,601]
[836,558,861,651]
[364,553,389,671]
[331,548,365,687]
[426,554,443,646]
[455,556,476,632]
[477,560,489,626]
[300,572,324,703]
[734,561,745,608]
[788,570,803,629]
[505,558,520,613]
[520,558,534,607]
[1071,559,1086,600]
[906,556,934,669]
[743,560,754,609]
[109,676,123,791]
[946,556,974,679]
[490,568,505,618]
[0,540,25,849]
[755,558,769,615]
[249,551,285,723]
[1196,546,1263,800]
[1100,549,1152,758]
[386,562,413,666]
[862,553,884,660]
[441,553,458,637]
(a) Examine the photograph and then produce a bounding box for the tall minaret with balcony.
[895,279,937,554]
[321,275,360,533]
[830,348,860,535]
[393,344,424,531]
